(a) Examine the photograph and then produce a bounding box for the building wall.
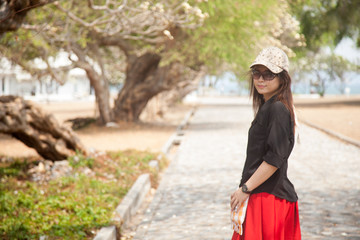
[0,71,92,100]
[0,74,15,95]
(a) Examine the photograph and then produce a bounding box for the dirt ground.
[1,95,359,158]
[294,95,360,142]
[0,101,193,158]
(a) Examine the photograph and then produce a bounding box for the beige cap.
[250,46,289,73]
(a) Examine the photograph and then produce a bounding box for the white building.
[0,57,93,101]
[0,58,33,96]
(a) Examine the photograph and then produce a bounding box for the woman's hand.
[230,188,249,211]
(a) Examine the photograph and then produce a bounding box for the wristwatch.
[241,184,252,194]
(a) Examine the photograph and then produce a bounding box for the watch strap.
[241,184,252,194]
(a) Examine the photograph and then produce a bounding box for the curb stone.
[176,107,196,132]
[93,107,196,240]
[112,174,151,227]
[300,119,360,148]
[161,107,196,154]
[93,226,116,240]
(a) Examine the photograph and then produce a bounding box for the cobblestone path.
[291,121,360,239]
[134,98,360,240]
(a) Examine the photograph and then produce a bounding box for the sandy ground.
[294,95,360,142]
[1,95,359,158]
[0,101,192,158]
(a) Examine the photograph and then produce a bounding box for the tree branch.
[53,2,93,28]
[1,45,74,84]
[96,35,133,56]
[53,0,206,45]
[0,0,57,35]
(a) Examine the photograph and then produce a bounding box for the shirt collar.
[264,94,278,104]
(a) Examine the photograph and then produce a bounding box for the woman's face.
[252,65,280,101]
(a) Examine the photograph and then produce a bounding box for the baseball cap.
[250,46,289,74]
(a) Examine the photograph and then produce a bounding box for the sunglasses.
[251,70,277,81]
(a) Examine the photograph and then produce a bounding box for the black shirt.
[239,95,298,202]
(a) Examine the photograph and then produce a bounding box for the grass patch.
[0,150,168,239]
[68,152,95,169]
[0,159,29,179]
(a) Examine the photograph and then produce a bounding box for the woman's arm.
[245,161,278,192]
[230,161,277,211]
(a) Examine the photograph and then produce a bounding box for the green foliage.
[0,175,120,239]
[0,150,167,239]
[291,49,357,96]
[3,0,284,76]
[1,0,301,88]
[0,160,29,178]
[68,152,95,169]
[173,0,280,76]
[290,0,360,49]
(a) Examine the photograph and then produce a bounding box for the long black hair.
[249,69,296,134]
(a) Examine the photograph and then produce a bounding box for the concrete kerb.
[93,226,117,240]
[300,119,360,148]
[112,174,151,228]
[93,107,196,240]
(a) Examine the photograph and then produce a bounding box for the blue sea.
[206,72,360,96]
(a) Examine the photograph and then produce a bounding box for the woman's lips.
[257,85,266,89]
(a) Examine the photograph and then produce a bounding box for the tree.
[290,0,360,50]
[288,0,360,96]
[328,53,356,94]
[59,0,208,122]
[3,0,305,124]
[191,0,305,73]
[0,0,55,36]
[0,1,90,160]
[0,0,306,158]
[0,96,86,160]
[1,3,119,124]
[291,50,356,96]
[84,0,304,120]
[1,1,208,123]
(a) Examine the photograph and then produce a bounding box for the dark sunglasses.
[251,70,277,81]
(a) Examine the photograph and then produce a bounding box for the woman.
[230,46,301,240]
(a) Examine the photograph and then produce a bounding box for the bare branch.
[96,35,133,56]
[87,0,127,12]
[53,0,206,45]
[21,23,51,31]
[54,2,92,28]
[44,58,65,84]
[1,44,74,84]
[87,0,109,10]
[123,35,165,44]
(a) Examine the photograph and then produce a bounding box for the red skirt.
[232,192,301,240]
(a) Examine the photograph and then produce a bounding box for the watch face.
[242,185,248,192]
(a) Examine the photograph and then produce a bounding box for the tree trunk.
[143,66,206,119]
[0,95,87,160]
[71,43,112,124]
[169,66,206,103]
[84,68,112,124]
[113,52,162,122]
[113,52,192,122]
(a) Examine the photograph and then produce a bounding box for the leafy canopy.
[290,0,360,50]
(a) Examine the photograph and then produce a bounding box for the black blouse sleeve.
[262,102,293,168]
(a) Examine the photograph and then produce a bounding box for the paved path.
[134,97,360,240]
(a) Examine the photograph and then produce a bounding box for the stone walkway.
[134,97,360,240]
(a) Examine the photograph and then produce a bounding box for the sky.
[334,37,360,64]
